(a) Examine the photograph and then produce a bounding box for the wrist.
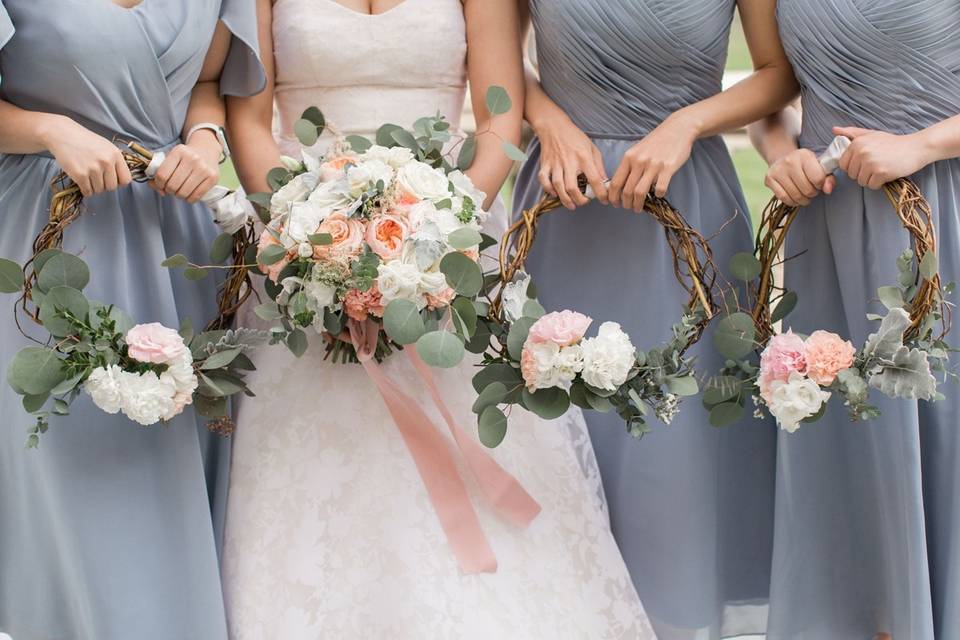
[910,128,943,166]
[529,105,572,138]
[34,114,72,150]
[666,109,704,142]
[186,130,223,165]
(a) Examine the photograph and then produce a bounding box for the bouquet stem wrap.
[347,318,541,574]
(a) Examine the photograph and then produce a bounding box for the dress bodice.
[0,0,264,149]
[272,0,467,153]
[530,0,736,138]
[777,0,960,151]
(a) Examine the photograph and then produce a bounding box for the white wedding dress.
[221,1,656,638]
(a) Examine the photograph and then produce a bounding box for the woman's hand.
[835,126,932,190]
[764,148,835,206]
[533,111,608,210]
[608,114,696,213]
[149,132,221,203]
[43,118,133,198]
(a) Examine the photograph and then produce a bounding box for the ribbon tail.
[406,349,542,529]
[349,321,497,574]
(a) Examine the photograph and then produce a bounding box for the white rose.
[377,260,423,306]
[347,160,393,196]
[363,145,415,168]
[270,173,315,219]
[396,161,450,201]
[284,201,329,246]
[84,365,125,414]
[118,371,178,426]
[447,170,487,208]
[580,322,636,391]
[765,372,831,433]
[307,179,354,215]
[434,208,465,241]
[406,200,438,232]
[501,272,531,324]
[418,269,449,297]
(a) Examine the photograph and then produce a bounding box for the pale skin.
[229,0,525,211]
[751,106,960,206]
[518,0,798,212]
[0,1,229,203]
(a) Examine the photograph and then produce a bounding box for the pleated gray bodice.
[778,0,960,152]
[0,0,263,150]
[530,0,736,138]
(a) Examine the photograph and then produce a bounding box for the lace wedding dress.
[220,1,656,638]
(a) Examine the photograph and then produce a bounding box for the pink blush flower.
[528,310,592,347]
[365,214,410,260]
[343,284,385,322]
[804,330,856,386]
[759,330,808,400]
[257,228,292,283]
[126,323,188,365]
[425,287,456,310]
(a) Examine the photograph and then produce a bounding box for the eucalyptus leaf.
[266,167,290,191]
[37,253,89,293]
[51,372,85,396]
[702,375,742,406]
[709,401,745,428]
[300,106,325,129]
[0,258,25,293]
[666,375,699,397]
[22,393,49,413]
[383,299,426,345]
[439,252,483,297]
[522,299,546,320]
[376,123,405,148]
[485,85,512,115]
[254,302,284,321]
[472,363,523,397]
[501,141,527,162]
[450,296,477,339]
[390,128,419,152]
[259,245,288,266]
[416,330,465,369]
[877,285,905,310]
[209,233,235,265]
[713,312,757,360]
[7,347,67,396]
[286,329,309,358]
[478,405,508,448]
[457,135,477,171]
[294,118,320,147]
[771,291,798,323]
[521,386,570,420]
[184,267,209,282]
[920,251,939,280]
[39,286,89,337]
[472,381,508,415]
[33,249,63,275]
[308,233,333,246]
[729,252,762,281]
[200,347,243,371]
[506,317,536,361]
[447,227,483,250]
[162,253,189,269]
[346,135,372,153]
[246,192,273,210]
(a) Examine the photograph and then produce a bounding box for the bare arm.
[515,0,608,209]
[463,0,525,210]
[226,0,281,196]
[150,23,234,203]
[609,0,800,211]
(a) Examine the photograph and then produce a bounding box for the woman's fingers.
[102,167,119,193]
[823,175,836,195]
[88,170,106,196]
[563,161,588,207]
[538,166,555,195]
[653,167,673,199]
[551,165,576,209]
[152,153,181,192]
[619,167,643,211]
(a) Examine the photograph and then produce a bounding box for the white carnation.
[377,260,423,306]
[84,365,125,414]
[765,372,831,433]
[118,371,178,426]
[523,341,566,390]
[555,344,585,382]
[580,322,636,391]
[270,173,316,219]
[396,161,450,201]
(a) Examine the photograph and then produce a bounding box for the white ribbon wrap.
[817,135,851,174]
[144,151,254,235]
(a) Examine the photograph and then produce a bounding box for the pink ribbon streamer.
[347,319,541,574]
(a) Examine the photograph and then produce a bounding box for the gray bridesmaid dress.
[0,2,263,639]
[769,2,960,638]
[513,2,776,637]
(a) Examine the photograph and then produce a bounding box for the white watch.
[184,122,230,164]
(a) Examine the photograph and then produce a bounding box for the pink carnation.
[425,287,456,310]
[126,323,188,365]
[759,330,808,401]
[257,228,292,283]
[343,284,385,322]
[804,330,856,386]
[527,310,592,347]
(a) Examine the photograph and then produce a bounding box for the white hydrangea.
[396,161,450,201]
[377,260,423,306]
[84,365,126,415]
[580,322,636,391]
[118,371,178,426]
[765,372,831,433]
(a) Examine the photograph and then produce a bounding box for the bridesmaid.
[514,1,796,637]
[0,1,263,638]
[749,1,960,638]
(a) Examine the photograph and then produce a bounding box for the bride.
[222,0,655,638]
